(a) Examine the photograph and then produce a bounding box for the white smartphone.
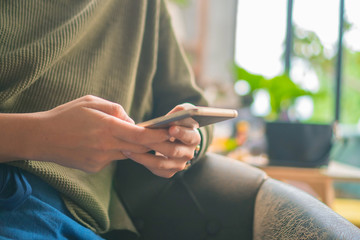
[137,106,238,129]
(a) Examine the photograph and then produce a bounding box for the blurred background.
[167,0,360,227]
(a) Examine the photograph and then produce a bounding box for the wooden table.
[259,165,336,207]
[258,161,360,208]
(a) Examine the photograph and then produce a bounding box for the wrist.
[0,112,43,162]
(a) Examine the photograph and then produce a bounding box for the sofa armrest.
[253,178,360,240]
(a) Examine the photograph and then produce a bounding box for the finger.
[109,149,152,161]
[79,95,134,124]
[166,103,196,115]
[80,107,171,149]
[166,104,199,128]
[123,151,187,178]
[171,118,199,129]
[168,126,201,146]
[109,120,171,146]
[148,141,195,160]
[80,127,152,154]
[112,140,151,154]
[109,150,128,161]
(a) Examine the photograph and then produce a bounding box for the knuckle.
[105,116,118,127]
[191,135,201,146]
[176,128,185,138]
[155,160,167,171]
[169,147,181,158]
[82,95,97,102]
[192,130,201,142]
[110,103,124,116]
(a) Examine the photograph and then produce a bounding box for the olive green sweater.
[0,0,211,234]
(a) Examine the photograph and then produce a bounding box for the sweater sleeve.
[152,0,213,159]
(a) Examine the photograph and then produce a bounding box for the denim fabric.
[0,165,32,210]
[0,165,104,240]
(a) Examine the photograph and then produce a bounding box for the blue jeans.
[0,165,105,240]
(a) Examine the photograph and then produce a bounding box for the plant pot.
[265,121,333,168]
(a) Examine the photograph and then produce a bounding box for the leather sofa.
[110,153,360,240]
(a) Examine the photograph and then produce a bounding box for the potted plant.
[234,65,333,168]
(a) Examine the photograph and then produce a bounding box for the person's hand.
[123,103,201,178]
[30,95,171,173]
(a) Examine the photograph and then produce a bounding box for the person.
[0,0,212,239]
[3,2,360,240]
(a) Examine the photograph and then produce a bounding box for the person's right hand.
[123,103,201,178]
[26,95,171,173]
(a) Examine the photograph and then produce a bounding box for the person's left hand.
[123,104,201,178]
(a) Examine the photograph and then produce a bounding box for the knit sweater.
[0,0,211,234]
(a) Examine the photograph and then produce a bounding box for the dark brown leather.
[114,153,266,240]
[112,153,360,240]
[254,178,360,240]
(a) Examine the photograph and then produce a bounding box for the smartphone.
[137,106,238,129]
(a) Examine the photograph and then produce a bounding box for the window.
[235,0,360,125]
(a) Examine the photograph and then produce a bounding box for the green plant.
[234,65,313,120]
[292,22,360,124]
